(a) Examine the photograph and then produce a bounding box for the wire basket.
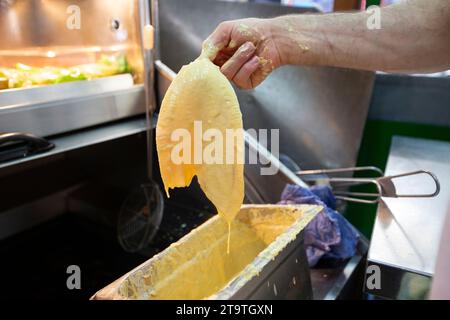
[117,182,164,253]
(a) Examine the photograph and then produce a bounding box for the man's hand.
[202,18,284,90]
[203,0,450,88]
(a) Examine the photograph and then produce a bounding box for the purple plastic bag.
[278,184,359,267]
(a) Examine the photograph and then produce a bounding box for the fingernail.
[250,56,259,65]
[241,42,255,52]
[246,42,255,49]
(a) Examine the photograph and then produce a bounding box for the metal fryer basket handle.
[296,167,441,204]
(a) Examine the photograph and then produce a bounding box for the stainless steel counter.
[366,136,450,299]
[0,116,152,171]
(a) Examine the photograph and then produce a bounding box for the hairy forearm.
[272,0,450,73]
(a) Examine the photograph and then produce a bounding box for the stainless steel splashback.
[157,0,375,170]
[0,0,139,47]
[0,0,144,78]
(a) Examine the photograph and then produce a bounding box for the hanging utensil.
[117,1,164,253]
[296,167,440,204]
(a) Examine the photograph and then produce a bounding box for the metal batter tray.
[91,204,321,300]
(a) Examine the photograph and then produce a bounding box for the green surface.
[365,0,381,8]
[344,119,450,238]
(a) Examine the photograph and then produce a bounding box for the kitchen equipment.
[0,132,54,163]
[92,204,321,300]
[149,0,372,299]
[117,183,164,253]
[0,0,164,252]
[0,0,149,141]
[0,0,374,301]
[135,60,370,299]
[117,0,163,253]
[296,166,441,204]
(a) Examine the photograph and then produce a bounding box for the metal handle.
[331,178,384,204]
[295,166,385,203]
[332,170,440,203]
[296,166,384,177]
[296,166,440,204]
[378,170,441,198]
[0,132,54,163]
[296,166,384,184]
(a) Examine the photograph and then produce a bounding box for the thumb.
[202,21,234,60]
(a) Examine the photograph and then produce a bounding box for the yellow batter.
[108,204,320,300]
[156,53,244,236]
[151,45,317,301]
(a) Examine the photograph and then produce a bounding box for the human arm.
[203,0,450,89]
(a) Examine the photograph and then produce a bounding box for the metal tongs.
[296,166,440,204]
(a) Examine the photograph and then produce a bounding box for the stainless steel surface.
[155,59,176,104]
[222,232,313,300]
[369,74,450,127]
[138,0,156,176]
[0,85,145,138]
[92,205,319,300]
[0,74,134,107]
[157,0,375,170]
[311,239,369,300]
[155,60,176,81]
[367,136,450,299]
[430,206,450,299]
[151,0,160,60]
[244,131,309,204]
[365,259,432,300]
[0,116,151,170]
